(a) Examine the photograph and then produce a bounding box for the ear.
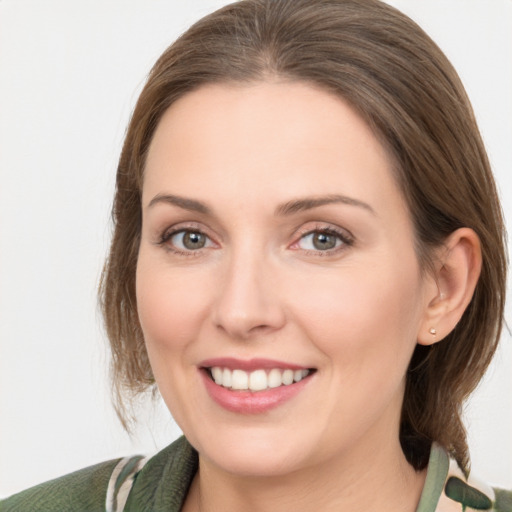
[417,228,482,346]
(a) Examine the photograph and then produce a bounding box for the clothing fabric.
[1,436,510,511]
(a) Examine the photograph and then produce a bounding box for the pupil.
[313,232,336,250]
[183,231,205,249]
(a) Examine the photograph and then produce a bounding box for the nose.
[212,249,286,340]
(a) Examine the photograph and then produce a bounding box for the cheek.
[285,257,424,367]
[286,259,424,433]
[135,257,211,351]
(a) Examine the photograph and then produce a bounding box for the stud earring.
[429,328,437,336]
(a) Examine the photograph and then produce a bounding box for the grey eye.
[299,231,342,251]
[171,230,209,250]
[312,232,337,250]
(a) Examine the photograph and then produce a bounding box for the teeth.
[282,369,294,385]
[249,369,267,391]
[212,367,223,384]
[231,369,248,390]
[268,368,282,388]
[294,369,306,382]
[209,367,312,392]
[222,368,232,388]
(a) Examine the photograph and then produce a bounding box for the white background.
[1,0,511,498]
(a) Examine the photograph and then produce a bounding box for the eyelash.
[156,224,354,257]
[291,225,354,256]
[157,224,213,257]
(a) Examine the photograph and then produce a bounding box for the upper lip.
[199,357,311,372]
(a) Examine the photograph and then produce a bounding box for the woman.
[1,0,510,510]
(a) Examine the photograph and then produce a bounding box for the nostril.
[214,320,280,341]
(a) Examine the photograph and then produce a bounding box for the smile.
[208,367,312,392]
[199,358,316,413]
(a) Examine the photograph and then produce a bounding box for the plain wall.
[1,0,511,497]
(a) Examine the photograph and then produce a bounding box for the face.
[136,82,433,477]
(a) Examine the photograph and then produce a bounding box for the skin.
[136,81,478,511]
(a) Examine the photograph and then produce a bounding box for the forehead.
[142,81,405,220]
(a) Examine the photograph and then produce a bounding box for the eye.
[162,229,214,252]
[294,227,353,253]
[299,231,340,251]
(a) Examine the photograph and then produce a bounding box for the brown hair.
[99,0,507,471]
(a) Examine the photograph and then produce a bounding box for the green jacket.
[1,437,511,511]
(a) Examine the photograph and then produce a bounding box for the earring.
[429,328,437,336]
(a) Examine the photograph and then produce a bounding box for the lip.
[199,357,308,372]
[199,358,315,414]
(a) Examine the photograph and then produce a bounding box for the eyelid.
[289,223,354,254]
[154,221,353,256]
[156,222,218,254]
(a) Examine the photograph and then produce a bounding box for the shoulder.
[124,436,198,512]
[418,444,512,512]
[0,458,122,512]
[494,488,512,512]
[435,445,512,512]
[443,460,512,512]
[0,437,197,512]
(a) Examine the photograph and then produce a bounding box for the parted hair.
[99,0,507,471]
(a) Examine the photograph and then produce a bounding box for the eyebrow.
[147,194,211,214]
[147,193,375,217]
[275,194,376,216]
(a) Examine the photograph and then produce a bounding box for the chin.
[188,425,317,478]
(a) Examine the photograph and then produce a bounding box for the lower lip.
[200,370,312,414]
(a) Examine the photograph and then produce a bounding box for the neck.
[183,433,427,512]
